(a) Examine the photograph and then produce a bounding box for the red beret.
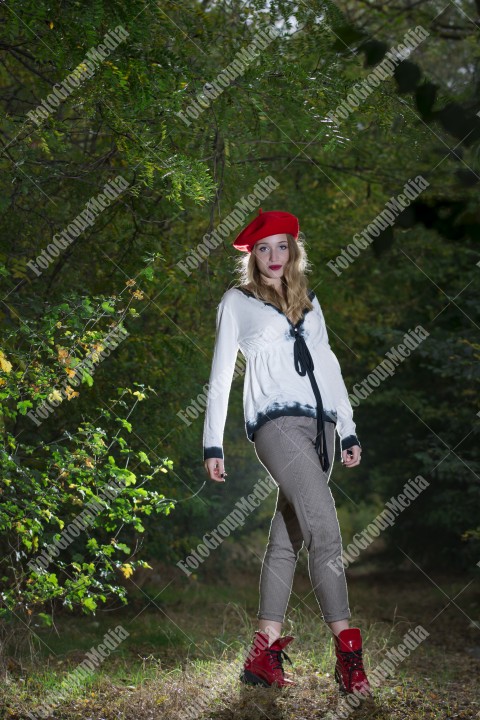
[233,208,300,253]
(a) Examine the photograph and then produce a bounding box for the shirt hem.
[246,405,337,443]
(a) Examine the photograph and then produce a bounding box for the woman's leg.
[256,483,303,644]
[254,415,351,627]
[256,483,305,630]
[328,619,350,636]
[257,619,283,645]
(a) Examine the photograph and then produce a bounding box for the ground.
[1,564,479,719]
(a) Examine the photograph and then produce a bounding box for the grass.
[0,562,479,719]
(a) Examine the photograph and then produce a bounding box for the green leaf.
[138,451,150,465]
[38,612,53,627]
[116,418,132,432]
[101,302,115,313]
[82,597,97,611]
[82,370,94,386]
[17,400,33,414]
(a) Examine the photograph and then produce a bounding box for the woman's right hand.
[204,458,227,482]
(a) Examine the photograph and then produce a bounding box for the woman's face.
[252,234,289,283]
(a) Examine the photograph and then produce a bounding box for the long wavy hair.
[234,232,314,325]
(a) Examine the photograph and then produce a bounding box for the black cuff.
[203,446,223,461]
[341,435,361,451]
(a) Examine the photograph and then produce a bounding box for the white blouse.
[202,286,360,469]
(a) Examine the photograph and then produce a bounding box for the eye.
[280,244,288,250]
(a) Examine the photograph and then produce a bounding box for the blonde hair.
[234,232,314,325]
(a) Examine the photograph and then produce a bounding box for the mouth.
[269,265,282,270]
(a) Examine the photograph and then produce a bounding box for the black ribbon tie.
[293,326,330,472]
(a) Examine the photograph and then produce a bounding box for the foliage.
[0,282,174,628]
[0,0,479,649]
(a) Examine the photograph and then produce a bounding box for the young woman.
[202,209,371,695]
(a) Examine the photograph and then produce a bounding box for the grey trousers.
[253,415,351,624]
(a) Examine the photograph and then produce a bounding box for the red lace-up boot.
[334,628,371,695]
[240,631,295,688]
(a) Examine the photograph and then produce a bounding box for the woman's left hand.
[341,445,361,468]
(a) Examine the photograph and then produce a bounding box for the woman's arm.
[311,294,361,454]
[202,292,240,470]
